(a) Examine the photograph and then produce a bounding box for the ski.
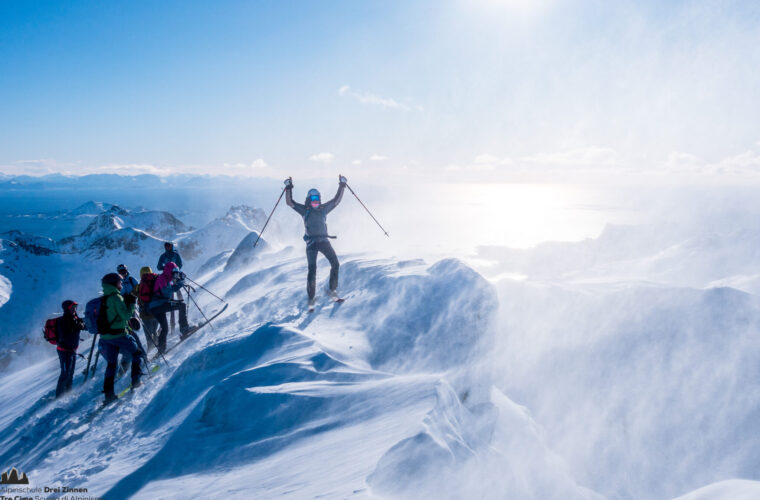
[152,303,229,359]
[116,363,160,398]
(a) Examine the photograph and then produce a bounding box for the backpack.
[43,318,59,345]
[84,296,121,334]
[138,273,158,305]
[83,297,101,334]
[96,295,121,334]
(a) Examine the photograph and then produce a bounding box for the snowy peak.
[57,207,190,254]
[177,205,270,268]
[223,205,268,233]
[0,231,58,256]
[68,201,111,216]
[223,232,268,271]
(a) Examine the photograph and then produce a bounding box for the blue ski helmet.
[307,188,320,200]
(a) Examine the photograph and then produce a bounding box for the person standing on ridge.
[157,242,183,333]
[116,263,145,375]
[285,175,347,309]
[148,261,190,353]
[157,242,183,271]
[55,300,86,398]
[138,266,160,352]
[98,273,143,403]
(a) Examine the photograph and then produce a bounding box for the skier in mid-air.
[285,175,347,310]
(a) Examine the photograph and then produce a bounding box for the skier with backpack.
[148,261,190,353]
[98,272,143,403]
[138,266,160,352]
[285,175,347,310]
[44,300,86,398]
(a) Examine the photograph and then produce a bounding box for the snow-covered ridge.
[0,252,568,500]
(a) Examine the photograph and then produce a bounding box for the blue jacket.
[158,250,183,271]
[121,274,139,296]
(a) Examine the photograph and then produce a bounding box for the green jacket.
[100,283,136,340]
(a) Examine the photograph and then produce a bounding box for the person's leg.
[150,305,170,353]
[318,240,340,292]
[56,350,68,398]
[113,335,142,387]
[173,301,189,334]
[306,243,318,301]
[141,310,157,351]
[99,339,120,400]
[64,352,76,392]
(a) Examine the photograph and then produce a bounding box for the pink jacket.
[154,261,177,292]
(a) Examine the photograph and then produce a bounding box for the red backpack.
[138,273,158,305]
[43,318,59,345]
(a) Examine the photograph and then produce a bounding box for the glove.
[284,177,293,189]
[175,279,186,288]
[124,294,137,306]
[339,175,347,185]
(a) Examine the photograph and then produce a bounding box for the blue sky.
[2,0,760,180]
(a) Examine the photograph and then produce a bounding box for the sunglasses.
[310,195,320,201]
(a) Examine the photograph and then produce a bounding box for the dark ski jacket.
[286,183,345,242]
[100,284,136,340]
[158,249,183,271]
[56,306,85,352]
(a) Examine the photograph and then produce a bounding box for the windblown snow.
[0,188,758,499]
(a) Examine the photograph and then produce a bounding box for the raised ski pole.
[83,332,99,382]
[184,275,227,304]
[184,286,215,330]
[252,181,287,249]
[344,181,390,237]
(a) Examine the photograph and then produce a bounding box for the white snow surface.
[0,241,599,499]
[2,195,759,499]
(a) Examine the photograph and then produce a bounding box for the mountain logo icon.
[1,467,29,484]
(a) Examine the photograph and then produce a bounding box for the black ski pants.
[150,301,189,353]
[56,350,76,398]
[306,239,340,300]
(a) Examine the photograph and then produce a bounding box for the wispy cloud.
[369,154,388,161]
[338,85,422,111]
[309,152,334,163]
[521,147,618,166]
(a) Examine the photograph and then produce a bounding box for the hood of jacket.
[155,261,177,291]
[101,283,121,296]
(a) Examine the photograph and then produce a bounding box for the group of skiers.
[48,174,359,403]
[49,243,191,402]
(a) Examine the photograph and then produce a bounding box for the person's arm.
[175,252,183,269]
[111,294,135,324]
[322,177,346,214]
[284,178,307,215]
[157,253,165,271]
